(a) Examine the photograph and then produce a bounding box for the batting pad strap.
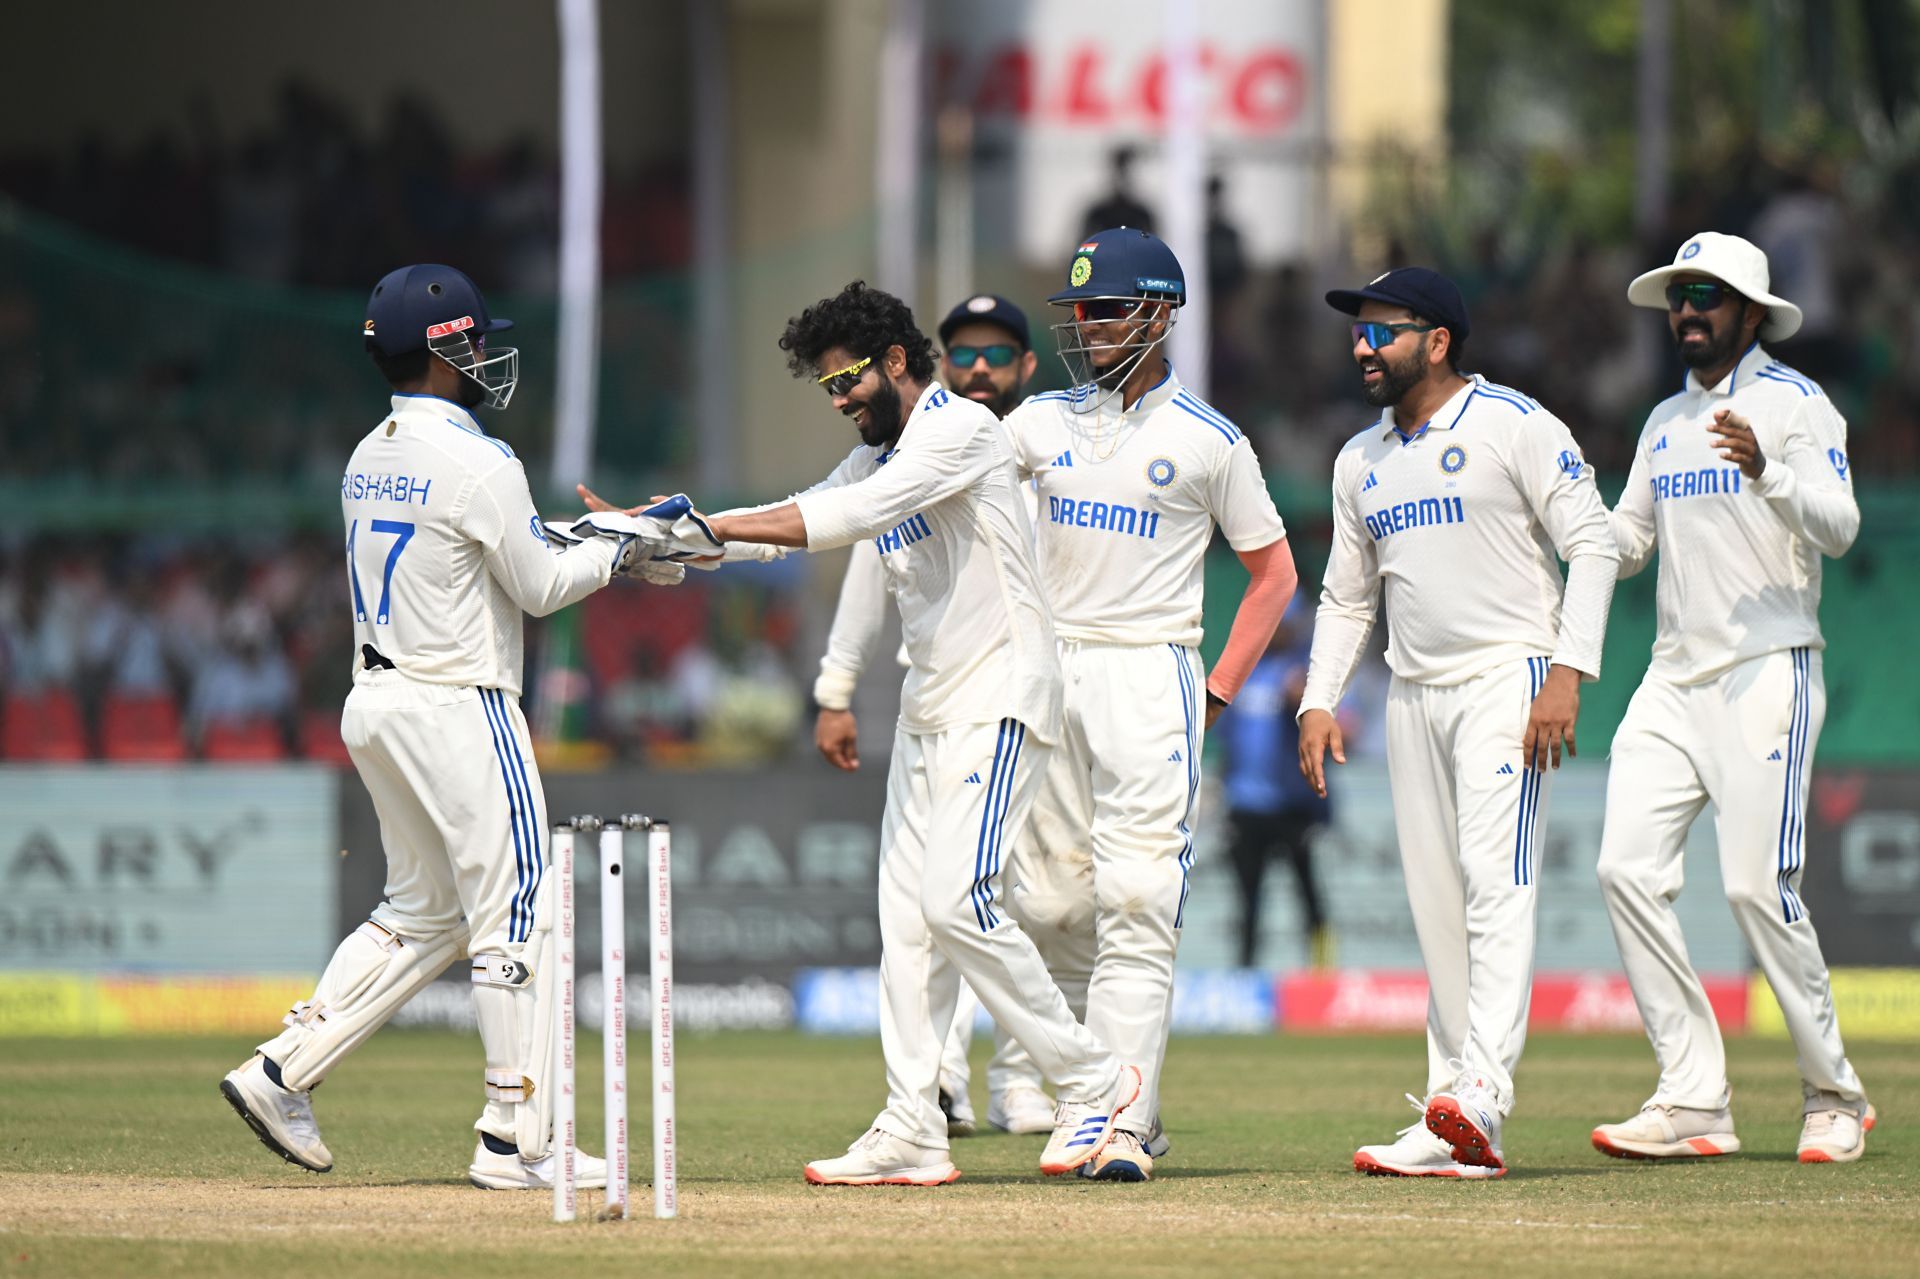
[356,919,403,952]
[485,1067,533,1103]
[471,954,535,989]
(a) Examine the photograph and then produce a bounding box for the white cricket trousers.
[1008,640,1202,1137]
[342,669,548,956]
[258,668,552,1154]
[1386,657,1554,1109]
[1597,647,1865,1109]
[874,717,1122,1149]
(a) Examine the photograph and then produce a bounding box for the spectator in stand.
[1217,597,1332,969]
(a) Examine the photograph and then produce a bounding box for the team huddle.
[216,219,1871,1192]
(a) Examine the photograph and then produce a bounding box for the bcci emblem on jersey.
[1440,444,1468,475]
[1146,457,1178,488]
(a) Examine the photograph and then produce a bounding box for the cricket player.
[219,264,672,1188]
[1591,233,1875,1164]
[996,228,1298,1181]
[1298,267,1619,1178]
[584,281,1140,1185]
[813,293,1058,1140]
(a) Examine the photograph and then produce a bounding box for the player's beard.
[1359,338,1426,408]
[961,378,1022,419]
[1674,314,1740,370]
[855,375,904,448]
[453,367,489,410]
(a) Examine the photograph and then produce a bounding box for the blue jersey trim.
[1173,390,1243,440]
[1170,394,1239,445]
[1472,383,1537,415]
[1756,366,1819,397]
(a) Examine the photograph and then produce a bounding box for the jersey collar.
[1126,360,1181,414]
[391,392,488,436]
[1684,341,1767,397]
[1377,375,1478,440]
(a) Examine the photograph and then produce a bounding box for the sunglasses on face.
[1350,320,1436,350]
[817,354,875,397]
[1665,281,1740,313]
[947,343,1019,369]
[1073,299,1148,324]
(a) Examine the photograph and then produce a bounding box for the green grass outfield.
[2,1030,1915,1277]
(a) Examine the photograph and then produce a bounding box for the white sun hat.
[1627,231,1803,342]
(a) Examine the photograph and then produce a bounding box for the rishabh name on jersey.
[340,393,611,698]
[793,382,1063,744]
[1622,342,1856,684]
[1000,366,1286,648]
[1331,374,1605,687]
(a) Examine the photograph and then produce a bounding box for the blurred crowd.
[0,537,811,766]
[1201,154,1920,482]
[0,80,691,290]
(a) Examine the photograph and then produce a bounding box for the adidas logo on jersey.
[1767,749,1782,761]
[1653,435,1669,452]
[964,772,983,784]
[1052,450,1074,468]
[1496,763,1515,775]
[1168,749,1183,763]
[1361,470,1379,492]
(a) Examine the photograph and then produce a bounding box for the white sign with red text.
[932,0,1322,266]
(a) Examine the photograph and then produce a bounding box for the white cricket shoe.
[803,1127,960,1186]
[987,1085,1056,1135]
[1354,1097,1503,1179]
[469,1140,608,1191]
[1798,1094,1875,1164]
[1592,1102,1740,1160]
[1425,1066,1506,1173]
[1040,1065,1141,1176]
[939,1073,977,1139]
[1144,1116,1171,1159]
[220,1054,332,1173]
[1079,1129,1153,1182]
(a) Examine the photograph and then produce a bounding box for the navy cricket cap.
[364,264,514,357]
[1047,227,1187,306]
[938,293,1031,350]
[1325,267,1470,340]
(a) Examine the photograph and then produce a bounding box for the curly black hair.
[779,280,936,384]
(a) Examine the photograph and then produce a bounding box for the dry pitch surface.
[2,1031,1916,1277]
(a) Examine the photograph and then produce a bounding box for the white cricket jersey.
[999,367,1286,647]
[1611,343,1858,685]
[340,393,615,697]
[794,384,1063,742]
[1300,375,1619,714]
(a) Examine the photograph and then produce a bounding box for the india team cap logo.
[1146,457,1177,487]
[1681,241,1702,259]
[1069,255,1094,288]
[966,295,997,313]
[1440,444,1467,475]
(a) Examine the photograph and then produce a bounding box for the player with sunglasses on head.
[811,294,1058,1141]
[1591,233,1873,1165]
[989,228,1297,1181]
[1299,267,1619,1178]
[580,281,1141,1186]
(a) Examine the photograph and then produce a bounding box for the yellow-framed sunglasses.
[817,354,875,397]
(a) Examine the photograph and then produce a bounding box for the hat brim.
[939,315,1027,348]
[1324,287,1470,338]
[483,317,514,335]
[1626,266,1803,342]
